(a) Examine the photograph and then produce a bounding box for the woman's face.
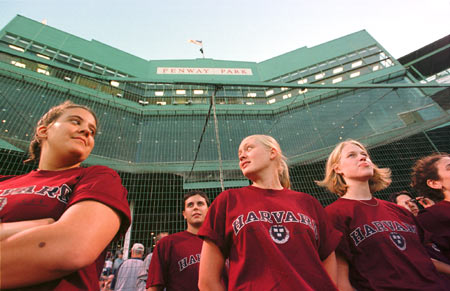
[238,137,273,179]
[433,156,450,195]
[335,143,374,183]
[41,107,97,163]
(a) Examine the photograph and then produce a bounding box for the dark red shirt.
[147,231,202,291]
[198,186,341,291]
[326,197,447,291]
[417,200,450,262]
[0,166,131,291]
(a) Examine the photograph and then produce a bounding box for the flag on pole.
[188,39,203,46]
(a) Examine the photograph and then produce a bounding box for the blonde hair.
[240,134,290,189]
[316,139,391,196]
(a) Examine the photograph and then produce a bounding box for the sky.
[0,0,449,63]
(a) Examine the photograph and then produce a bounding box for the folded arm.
[0,218,55,240]
[0,200,121,289]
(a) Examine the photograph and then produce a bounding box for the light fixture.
[193,90,203,95]
[297,79,307,84]
[247,92,257,97]
[333,67,343,74]
[268,98,276,104]
[315,73,325,80]
[332,77,343,84]
[352,60,363,68]
[155,91,164,96]
[110,80,120,87]
[11,61,26,68]
[350,72,360,78]
[9,45,24,52]
[37,68,50,75]
[36,54,50,60]
[265,89,274,96]
[176,89,186,95]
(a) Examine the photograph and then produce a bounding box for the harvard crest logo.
[269,225,290,244]
[389,232,406,251]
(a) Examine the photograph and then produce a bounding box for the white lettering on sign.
[157,67,253,75]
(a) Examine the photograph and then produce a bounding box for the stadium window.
[265,89,274,96]
[176,89,186,95]
[281,87,288,91]
[37,68,50,75]
[333,67,343,74]
[9,45,24,52]
[246,102,254,105]
[298,78,307,84]
[372,65,380,71]
[332,77,343,83]
[11,60,26,68]
[36,54,50,60]
[283,93,292,99]
[315,73,325,80]
[267,98,276,104]
[156,101,167,105]
[299,89,308,94]
[247,92,257,97]
[155,91,164,96]
[194,90,204,95]
[110,81,120,87]
[350,71,360,78]
[352,60,363,68]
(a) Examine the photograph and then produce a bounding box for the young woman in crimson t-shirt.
[198,134,341,291]
[317,139,448,290]
[412,153,450,265]
[0,101,131,290]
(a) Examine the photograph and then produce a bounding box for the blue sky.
[1,0,449,62]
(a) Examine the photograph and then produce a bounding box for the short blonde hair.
[316,139,391,196]
[240,134,290,189]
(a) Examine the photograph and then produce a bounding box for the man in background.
[146,190,210,291]
[114,243,145,291]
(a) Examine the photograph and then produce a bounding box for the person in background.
[136,232,168,291]
[0,100,131,290]
[317,139,448,290]
[114,243,145,291]
[198,134,341,291]
[412,153,450,265]
[389,190,420,216]
[112,250,124,275]
[146,191,210,291]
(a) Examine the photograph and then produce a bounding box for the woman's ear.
[426,179,442,190]
[334,164,342,175]
[270,148,277,160]
[36,125,48,140]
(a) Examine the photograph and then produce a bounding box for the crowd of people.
[1,101,449,290]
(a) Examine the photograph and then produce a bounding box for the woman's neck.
[342,181,372,200]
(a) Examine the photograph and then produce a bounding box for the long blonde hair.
[316,139,391,196]
[240,134,290,189]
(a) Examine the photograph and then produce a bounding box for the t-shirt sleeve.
[198,190,229,257]
[417,206,450,252]
[67,166,131,235]
[147,239,168,288]
[325,204,352,262]
[313,198,342,260]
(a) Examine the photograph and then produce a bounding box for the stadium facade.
[1,15,449,253]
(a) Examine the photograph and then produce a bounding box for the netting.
[1,63,449,258]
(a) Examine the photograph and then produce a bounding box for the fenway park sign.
[157,67,253,75]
